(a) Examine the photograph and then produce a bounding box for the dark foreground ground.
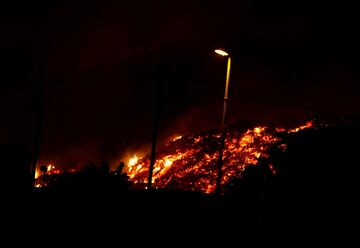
[2,124,359,244]
[4,187,358,245]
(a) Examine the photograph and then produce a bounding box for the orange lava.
[125,121,314,193]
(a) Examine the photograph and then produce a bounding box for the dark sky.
[1,0,360,166]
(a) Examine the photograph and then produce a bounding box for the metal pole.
[148,106,159,190]
[148,64,161,190]
[216,56,231,195]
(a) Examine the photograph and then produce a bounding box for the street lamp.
[214,49,231,195]
[215,49,229,57]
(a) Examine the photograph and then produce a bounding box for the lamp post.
[214,49,231,195]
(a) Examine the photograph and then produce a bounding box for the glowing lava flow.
[125,121,314,193]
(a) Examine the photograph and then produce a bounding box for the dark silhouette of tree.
[114,161,125,175]
[99,160,110,177]
[40,164,47,187]
[109,161,131,190]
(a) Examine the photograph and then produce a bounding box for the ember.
[125,121,314,193]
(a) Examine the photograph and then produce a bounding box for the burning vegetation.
[126,121,315,193]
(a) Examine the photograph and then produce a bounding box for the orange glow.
[269,163,276,175]
[129,156,139,166]
[34,164,61,181]
[126,126,277,192]
[35,167,40,179]
[288,120,313,133]
[125,121,315,193]
[33,121,315,190]
[171,135,183,142]
[276,127,286,132]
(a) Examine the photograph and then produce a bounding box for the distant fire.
[34,163,62,187]
[125,121,314,193]
[288,121,313,133]
[35,164,61,179]
[34,121,315,192]
[171,135,183,142]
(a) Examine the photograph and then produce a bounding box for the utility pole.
[148,99,159,190]
[214,50,232,195]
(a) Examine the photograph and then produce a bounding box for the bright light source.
[215,49,229,56]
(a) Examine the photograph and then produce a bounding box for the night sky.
[1,0,359,166]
